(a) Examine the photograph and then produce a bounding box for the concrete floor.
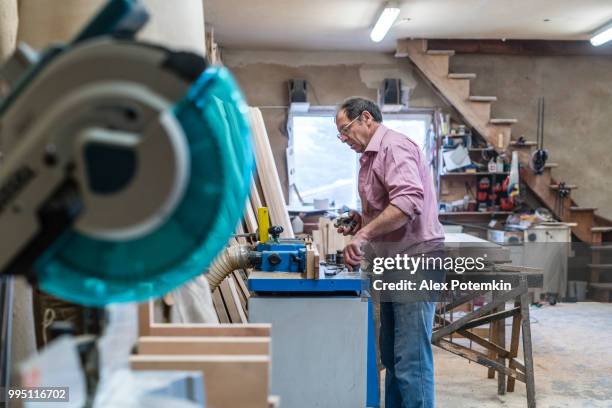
[434,302,612,407]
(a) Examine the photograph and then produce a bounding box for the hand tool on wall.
[530,97,549,175]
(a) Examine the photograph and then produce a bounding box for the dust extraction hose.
[206,245,252,291]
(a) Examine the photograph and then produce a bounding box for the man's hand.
[337,210,363,236]
[343,231,369,271]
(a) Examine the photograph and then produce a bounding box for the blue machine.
[254,240,307,273]
[247,226,380,407]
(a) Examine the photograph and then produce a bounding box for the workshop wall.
[224,50,445,199]
[451,54,612,219]
[17,0,206,53]
[0,0,18,61]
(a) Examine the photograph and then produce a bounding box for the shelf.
[439,211,512,216]
[441,172,508,176]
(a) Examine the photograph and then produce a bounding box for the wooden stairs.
[396,39,612,245]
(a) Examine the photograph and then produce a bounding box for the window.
[287,109,431,210]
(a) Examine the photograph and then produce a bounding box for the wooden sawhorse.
[433,273,542,408]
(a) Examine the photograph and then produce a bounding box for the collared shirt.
[358,124,444,253]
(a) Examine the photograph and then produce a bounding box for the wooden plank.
[234,270,251,300]
[138,336,270,355]
[507,300,522,392]
[249,107,294,238]
[435,339,526,383]
[147,323,271,337]
[461,307,520,331]
[432,285,524,342]
[519,279,536,408]
[250,178,264,210]
[130,354,270,408]
[231,273,248,316]
[306,246,315,279]
[228,276,248,323]
[490,118,518,125]
[427,39,612,56]
[427,49,455,55]
[469,96,497,102]
[220,279,242,323]
[448,73,476,80]
[138,302,152,337]
[244,196,259,234]
[212,289,231,323]
[435,315,504,356]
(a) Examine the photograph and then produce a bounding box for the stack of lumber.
[210,107,295,322]
[135,303,275,408]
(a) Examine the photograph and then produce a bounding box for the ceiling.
[205,0,612,51]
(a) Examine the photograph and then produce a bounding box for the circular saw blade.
[36,66,254,306]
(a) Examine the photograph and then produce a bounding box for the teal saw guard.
[36,66,255,306]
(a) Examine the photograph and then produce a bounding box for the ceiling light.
[591,21,612,47]
[370,2,401,43]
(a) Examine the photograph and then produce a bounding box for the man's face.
[335,109,370,153]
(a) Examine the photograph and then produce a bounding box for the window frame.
[286,107,435,210]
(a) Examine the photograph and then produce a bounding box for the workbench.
[247,266,378,408]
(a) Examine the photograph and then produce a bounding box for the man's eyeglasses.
[336,113,362,140]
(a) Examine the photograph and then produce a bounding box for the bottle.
[496,156,504,172]
[488,158,497,173]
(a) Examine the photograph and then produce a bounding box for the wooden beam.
[249,107,294,238]
[147,324,271,337]
[435,339,526,383]
[138,336,270,355]
[130,354,270,408]
[427,39,612,56]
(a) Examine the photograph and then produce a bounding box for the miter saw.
[0,0,254,306]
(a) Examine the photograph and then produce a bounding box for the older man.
[335,97,444,408]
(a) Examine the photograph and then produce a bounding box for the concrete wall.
[223,50,444,199]
[226,49,612,219]
[451,54,612,219]
[17,0,205,53]
[0,0,18,61]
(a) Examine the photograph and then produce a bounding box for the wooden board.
[249,107,294,238]
[228,277,247,323]
[138,336,270,355]
[139,302,270,337]
[306,247,315,279]
[244,196,258,234]
[219,279,244,323]
[212,290,230,323]
[130,354,270,408]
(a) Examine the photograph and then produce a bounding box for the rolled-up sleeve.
[379,143,424,220]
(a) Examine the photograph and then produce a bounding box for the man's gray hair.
[337,97,383,123]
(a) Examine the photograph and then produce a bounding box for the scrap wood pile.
[136,302,277,408]
[211,107,294,323]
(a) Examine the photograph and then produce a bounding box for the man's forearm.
[357,204,410,241]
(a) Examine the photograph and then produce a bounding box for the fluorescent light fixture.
[591,21,612,46]
[370,2,401,43]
